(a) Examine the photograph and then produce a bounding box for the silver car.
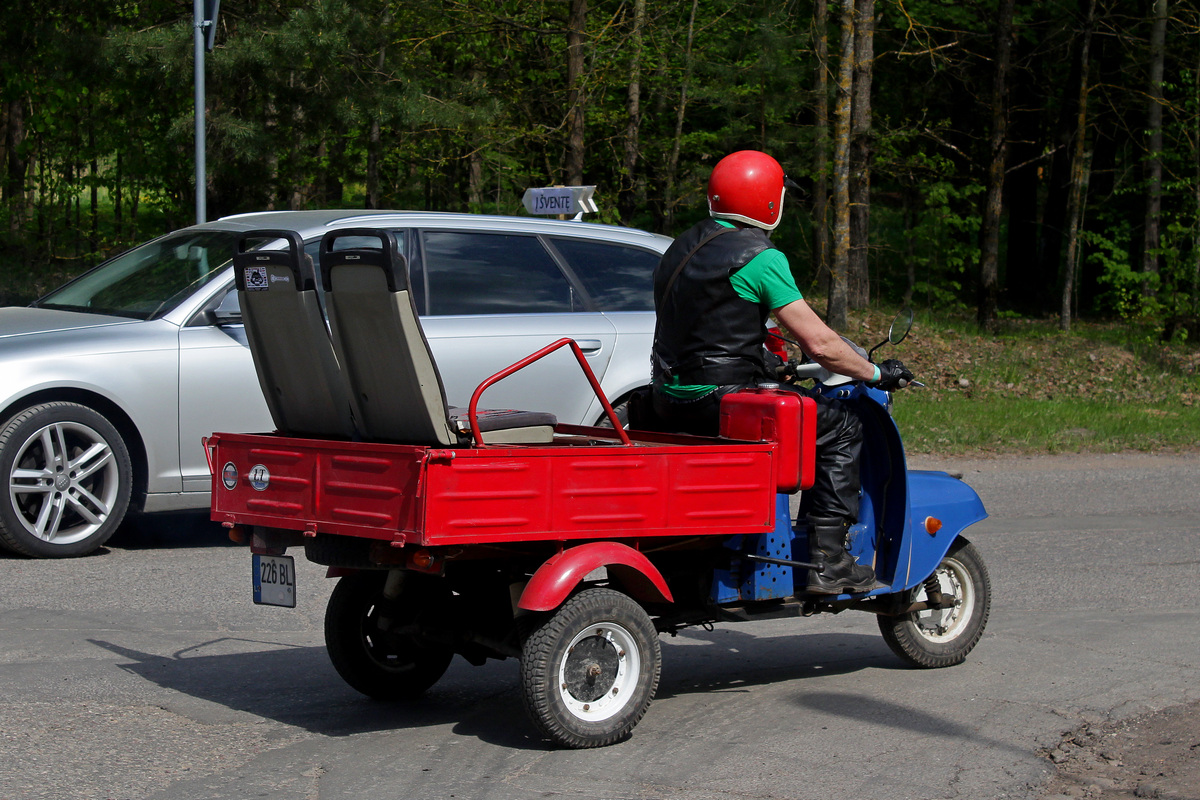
[0,210,671,558]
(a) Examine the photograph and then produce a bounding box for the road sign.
[522,186,598,216]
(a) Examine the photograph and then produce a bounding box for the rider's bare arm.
[774,298,876,381]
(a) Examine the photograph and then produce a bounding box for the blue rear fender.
[899,470,988,590]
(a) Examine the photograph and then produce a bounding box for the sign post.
[194,0,220,224]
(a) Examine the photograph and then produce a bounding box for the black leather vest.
[652,218,776,385]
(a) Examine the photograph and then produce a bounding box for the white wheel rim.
[557,622,640,723]
[912,556,975,643]
[8,421,120,545]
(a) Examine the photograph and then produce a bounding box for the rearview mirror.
[889,307,914,345]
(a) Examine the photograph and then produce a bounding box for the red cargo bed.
[208,428,786,547]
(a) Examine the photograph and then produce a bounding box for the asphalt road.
[2,453,1198,800]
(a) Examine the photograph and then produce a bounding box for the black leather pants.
[651,383,864,522]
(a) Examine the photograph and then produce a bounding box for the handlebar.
[778,359,924,391]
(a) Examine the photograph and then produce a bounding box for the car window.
[547,237,658,311]
[304,231,418,311]
[36,230,238,320]
[421,230,575,315]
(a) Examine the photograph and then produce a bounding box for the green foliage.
[0,0,1196,339]
[1084,224,1155,321]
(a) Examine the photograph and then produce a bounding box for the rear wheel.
[877,539,991,668]
[0,402,132,558]
[595,399,630,429]
[520,588,660,748]
[324,571,454,700]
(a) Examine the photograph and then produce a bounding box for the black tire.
[877,538,991,668]
[0,402,132,558]
[520,587,660,748]
[595,399,630,429]
[324,571,454,700]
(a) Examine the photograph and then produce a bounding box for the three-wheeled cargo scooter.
[207,228,991,748]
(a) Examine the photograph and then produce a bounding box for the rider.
[649,149,913,594]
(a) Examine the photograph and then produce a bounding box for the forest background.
[1,0,1200,418]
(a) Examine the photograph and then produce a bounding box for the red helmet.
[707,150,786,230]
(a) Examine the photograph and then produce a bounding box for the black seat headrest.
[319,228,407,293]
[233,229,315,292]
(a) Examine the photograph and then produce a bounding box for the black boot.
[805,516,876,594]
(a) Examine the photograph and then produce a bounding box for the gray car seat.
[319,229,556,445]
[233,230,356,438]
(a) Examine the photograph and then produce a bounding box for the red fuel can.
[719,388,816,493]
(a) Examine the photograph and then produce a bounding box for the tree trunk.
[1060,0,1096,332]
[366,119,381,209]
[619,0,645,224]
[828,0,855,330]
[664,0,698,233]
[565,0,588,186]
[1038,27,1089,312]
[903,186,916,305]
[365,25,388,211]
[1194,42,1200,313]
[1141,0,1168,296]
[978,0,1015,332]
[1060,154,1091,332]
[466,67,484,212]
[811,0,831,294]
[848,0,874,310]
[88,101,98,255]
[4,97,28,234]
[113,150,123,238]
[1003,66,1042,313]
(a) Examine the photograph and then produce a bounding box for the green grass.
[893,394,1200,455]
[859,307,1200,456]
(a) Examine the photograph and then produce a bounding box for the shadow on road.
[656,625,895,700]
[86,636,543,749]
[106,511,238,551]
[794,691,1030,758]
[0,511,235,559]
[85,624,936,752]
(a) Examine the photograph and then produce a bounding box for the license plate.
[252,554,296,608]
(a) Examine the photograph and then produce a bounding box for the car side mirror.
[206,291,242,326]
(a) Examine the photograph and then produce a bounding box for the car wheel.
[0,402,132,558]
[595,399,630,429]
[877,539,991,668]
[520,587,661,748]
[324,571,455,701]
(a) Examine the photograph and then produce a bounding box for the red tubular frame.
[466,337,631,446]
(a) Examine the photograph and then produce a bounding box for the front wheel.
[0,402,132,558]
[877,538,991,668]
[520,588,661,748]
[324,571,454,700]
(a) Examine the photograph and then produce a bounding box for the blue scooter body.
[711,381,987,604]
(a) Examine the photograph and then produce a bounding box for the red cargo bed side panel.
[421,444,776,545]
[210,433,425,540]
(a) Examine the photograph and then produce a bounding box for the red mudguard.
[518,542,674,611]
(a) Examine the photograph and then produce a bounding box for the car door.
[412,228,618,424]
[177,285,273,493]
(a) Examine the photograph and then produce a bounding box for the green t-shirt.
[657,221,803,399]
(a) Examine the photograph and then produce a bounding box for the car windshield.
[35,230,239,320]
